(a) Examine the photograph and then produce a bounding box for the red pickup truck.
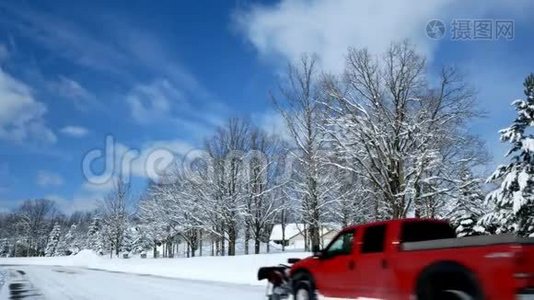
[258,218,534,300]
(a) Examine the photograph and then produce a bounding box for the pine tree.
[45,223,62,256]
[56,224,79,255]
[120,227,133,254]
[452,171,486,237]
[484,73,534,236]
[131,226,153,254]
[86,218,100,251]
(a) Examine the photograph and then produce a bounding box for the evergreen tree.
[484,74,534,236]
[56,224,79,255]
[0,239,9,257]
[86,218,100,251]
[452,171,486,237]
[86,217,106,255]
[44,223,62,256]
[131,226,153,254]
[120,227,134,254]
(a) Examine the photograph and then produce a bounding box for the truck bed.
[401,233,534,251]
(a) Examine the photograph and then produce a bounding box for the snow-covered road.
[0,265,266,300]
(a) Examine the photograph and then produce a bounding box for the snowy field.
[0,251,310,299]
[0,250,309,286]
[0,265,267,300]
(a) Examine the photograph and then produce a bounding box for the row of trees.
[1,42,532,257]
[0,195,152,258]
[134,41,493,255]
[0,199,96,257]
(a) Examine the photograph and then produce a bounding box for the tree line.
[1,41,533,257]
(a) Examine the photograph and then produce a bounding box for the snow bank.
[0,251,309,286]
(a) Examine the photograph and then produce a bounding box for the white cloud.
[0,3,228,133]
[0,68,56,144]
[125,78,226,137]
[45,194,99,214]
[257,110,291,141]
[50,76,95,111]
[60,125,89,138]
[0,195,97,214]
[82,180,115,194]
[36,170,64,187]
[127,79,183,124]
[235,0,450,71]
[236,0,534,71]
[0,2,129,74]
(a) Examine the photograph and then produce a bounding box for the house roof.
[270,223,340,241]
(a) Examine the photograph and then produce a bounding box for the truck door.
[356,224,390,298]
[313,229,357,298]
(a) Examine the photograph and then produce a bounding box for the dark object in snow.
[123,253,129,259]
[287,258,300,264]
[140,253,147,259]
[257,264,292,300]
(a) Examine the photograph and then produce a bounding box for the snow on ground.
[0,250,309,286]
[0,265,266,300]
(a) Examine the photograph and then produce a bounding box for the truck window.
[401,221,456,243]
[323,230,355,257]
[361,225,386,253]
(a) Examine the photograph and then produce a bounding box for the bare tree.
[205,118,250,256]
[244,128,285,254]
[272,55,337,251]
[322,41,486,219]
[16,199,58,256]
[99,178,130,257]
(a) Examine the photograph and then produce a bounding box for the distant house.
[270,223,340,249]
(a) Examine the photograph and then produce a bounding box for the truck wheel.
[416,262,482,300]
[293,280,317,300]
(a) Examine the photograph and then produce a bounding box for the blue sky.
[0,0,533,213]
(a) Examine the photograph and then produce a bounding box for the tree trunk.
[228,227,236,256]
[244,225,250,255]
[211,238,215,256]
[254,238,260,254]
[199,230,203,257]
[186,241,190,258]
[281,215,286,252]
[253,222,262,254]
